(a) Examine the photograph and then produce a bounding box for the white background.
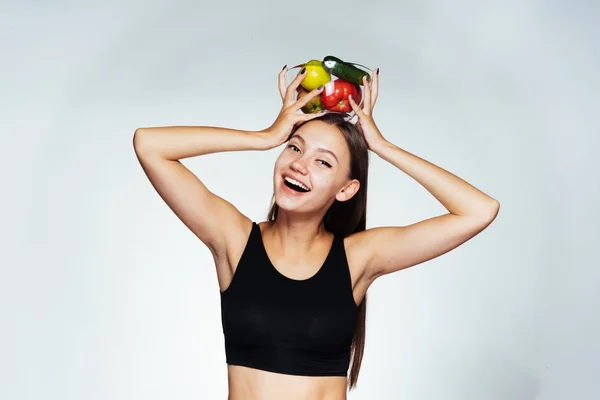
[2,0,598,399]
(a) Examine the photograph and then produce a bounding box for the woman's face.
[273,120,359,215]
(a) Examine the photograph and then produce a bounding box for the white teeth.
[284,176,309,191]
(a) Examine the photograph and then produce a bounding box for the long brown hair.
[266,112,370,389]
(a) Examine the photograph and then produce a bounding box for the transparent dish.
[284,56,373,120]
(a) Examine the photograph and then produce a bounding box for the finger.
[370,68,379,108]
[291,85,324,111]
[360,76,371,116]
[278,66,288,101]
[284,67,308,106]
[349,94,365,118]
[296,109,327,122]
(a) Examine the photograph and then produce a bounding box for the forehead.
[290,121,349,157]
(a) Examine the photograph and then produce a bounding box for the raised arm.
[345,72,499,284]
[133,125,270,257]
[132,66,325,261]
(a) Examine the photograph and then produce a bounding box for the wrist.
[255,129,283,151]
[371,139,393,155]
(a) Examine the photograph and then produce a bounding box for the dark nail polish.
[317,85,323,90]
[282,64,287,71]
[320,110,327,113]
[300,67,306,74]
[376,67,380,75]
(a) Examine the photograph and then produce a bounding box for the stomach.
[226,365,348,400]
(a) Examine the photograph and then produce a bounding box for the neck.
[267,210,330,253]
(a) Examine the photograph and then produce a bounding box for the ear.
[335,179,360,202]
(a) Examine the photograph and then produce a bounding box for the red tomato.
[320,79,362,113]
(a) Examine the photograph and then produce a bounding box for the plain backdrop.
[2,0,598,399]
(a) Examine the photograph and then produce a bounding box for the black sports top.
[220,222,359,377]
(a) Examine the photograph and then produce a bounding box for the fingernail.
[282,64,287,71]
[300,67,306,74]
[376,67,380,75]
[320,109,327,113]
[317,85,323,90]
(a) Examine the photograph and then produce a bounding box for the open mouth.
[283,175,310,193]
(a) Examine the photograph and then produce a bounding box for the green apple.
[296,86,323,114]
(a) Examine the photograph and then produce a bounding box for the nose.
[290,157,308,175]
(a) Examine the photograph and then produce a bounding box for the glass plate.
[283,59,372,120]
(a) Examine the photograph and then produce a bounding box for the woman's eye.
[318,160,332,168]
[288,144,300,152]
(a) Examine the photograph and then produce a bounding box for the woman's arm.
[132,69,324,260]
[132,126,270,258]
[373,140,499,219]
[133,125,273,160]
[354,141,499,281]
[346,73,499,282]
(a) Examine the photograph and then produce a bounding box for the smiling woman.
[270,119,365,222]
[132,65,499,400]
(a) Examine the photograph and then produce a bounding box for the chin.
[274,189,334,220]
[273,188,306,212]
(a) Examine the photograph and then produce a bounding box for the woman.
[133,66,500,400]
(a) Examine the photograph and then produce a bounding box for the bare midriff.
[226,365,348,400]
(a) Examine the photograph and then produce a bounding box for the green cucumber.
[322,55,371,86]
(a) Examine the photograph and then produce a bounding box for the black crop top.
[219,222,359,377]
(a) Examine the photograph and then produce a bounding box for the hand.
[260,66,325,149]
[348,69,387,152]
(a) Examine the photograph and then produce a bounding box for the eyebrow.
[293,134,339,163]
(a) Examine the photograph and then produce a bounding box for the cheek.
[274,153,288,172]
[312,170,337,193]
[322,170,350,193]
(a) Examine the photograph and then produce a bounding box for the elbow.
[482,200,500,223]
[468,199,500,225]
[133,127,152,156]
